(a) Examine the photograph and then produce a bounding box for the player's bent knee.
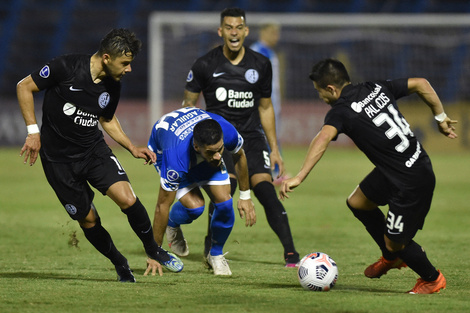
[384,236,405,253]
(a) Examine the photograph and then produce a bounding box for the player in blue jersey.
[17,29,182,282]
[280,59,457,294]
[145,107,256,276]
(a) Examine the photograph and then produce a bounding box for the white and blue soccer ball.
[297,252,338,291]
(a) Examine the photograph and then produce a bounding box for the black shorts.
[359,164,435,244]
[41,144,129,220]
[223,135,272,178]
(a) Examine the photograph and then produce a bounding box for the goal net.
[149,13,470,146]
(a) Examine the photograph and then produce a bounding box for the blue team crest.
[186,70,194,82]
[245,69,259,84]
[167,170,179,181]
[39,65,50,78]
[98,92,110,109]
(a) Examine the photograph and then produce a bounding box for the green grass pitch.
[0,145,469,313]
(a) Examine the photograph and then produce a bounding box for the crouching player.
[144,107,256,276]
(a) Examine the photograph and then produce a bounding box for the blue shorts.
[167,160,230,200]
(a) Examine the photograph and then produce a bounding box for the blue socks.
[168,201,204,227]
[210,199,235,256]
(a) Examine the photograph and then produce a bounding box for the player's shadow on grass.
[0,271,116,283]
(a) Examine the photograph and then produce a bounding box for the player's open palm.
[144,258,164,277]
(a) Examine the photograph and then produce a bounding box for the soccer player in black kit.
[178,8,300,267]
[280,58,457,294]
[17,28,183,282]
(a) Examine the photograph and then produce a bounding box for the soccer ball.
[297,252,338,291]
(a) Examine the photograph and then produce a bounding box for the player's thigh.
[203,184,231,203]
[347,185,379,210]
[358,168,391,206]
[386,179,435,244]
[179,187,206,209]
[243,136,272,177]
[87,150,132,203]
[41,159,94,220]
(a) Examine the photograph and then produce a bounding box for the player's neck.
[223,45,245,65]
[90,54,106,84]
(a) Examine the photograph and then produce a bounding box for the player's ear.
[193,141,200,152]
[245,26,249,36]
[218,27,222,37]
[102,53,112,64]
[325,85,335,95]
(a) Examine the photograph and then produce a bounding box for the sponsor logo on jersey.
[167,170,179,181]
[405,142,422,168]
[63,103,99,127]
[63,103,77,116]
[215,87,254,108]
[350,84,382,113]
[186,70,194,82]
[245,69,259,84]
[65,204,77,215]
[213,72,225,77]
[98,92,110,109]
[39,65,50,78]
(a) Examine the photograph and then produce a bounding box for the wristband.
[27,124,40,134]
[239,190,251,200]
[434,112,447,123]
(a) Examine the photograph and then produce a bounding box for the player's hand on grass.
[144,258,163,277]
[237,199,256,227]
[20,133,40,166]
[438,117,458,139]
[279,176,302,201]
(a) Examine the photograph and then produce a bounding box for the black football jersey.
[325,79,430,188]
[31,54,120,162]
[185,46,272,138]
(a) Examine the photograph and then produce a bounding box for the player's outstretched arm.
[279,125,337,200]
[99,115,156,164]
[407,78,457,139]
[144,186,176,277]
[17,75,41,166]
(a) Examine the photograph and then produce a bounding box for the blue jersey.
[148,107,244,191]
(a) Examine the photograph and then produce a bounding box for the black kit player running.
[182,8,299,267]
[280,58,457,294]
[17,29,183,282]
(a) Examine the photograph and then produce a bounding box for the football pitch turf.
[0,145,469,312]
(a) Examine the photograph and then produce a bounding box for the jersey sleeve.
[380,78,409,100]
[259,59,273,98]
[30,56,69,90]
[185,58,205,94]
[324,106,350,140]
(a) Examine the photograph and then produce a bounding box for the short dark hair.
[193,119,223,146]
[98,28,142,58]
[220,7,246,25]
[309,58,350,89]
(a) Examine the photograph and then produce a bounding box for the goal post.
[149,12,470,147]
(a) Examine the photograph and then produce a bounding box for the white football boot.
[166,226,189,257]
[206,252,232,276]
